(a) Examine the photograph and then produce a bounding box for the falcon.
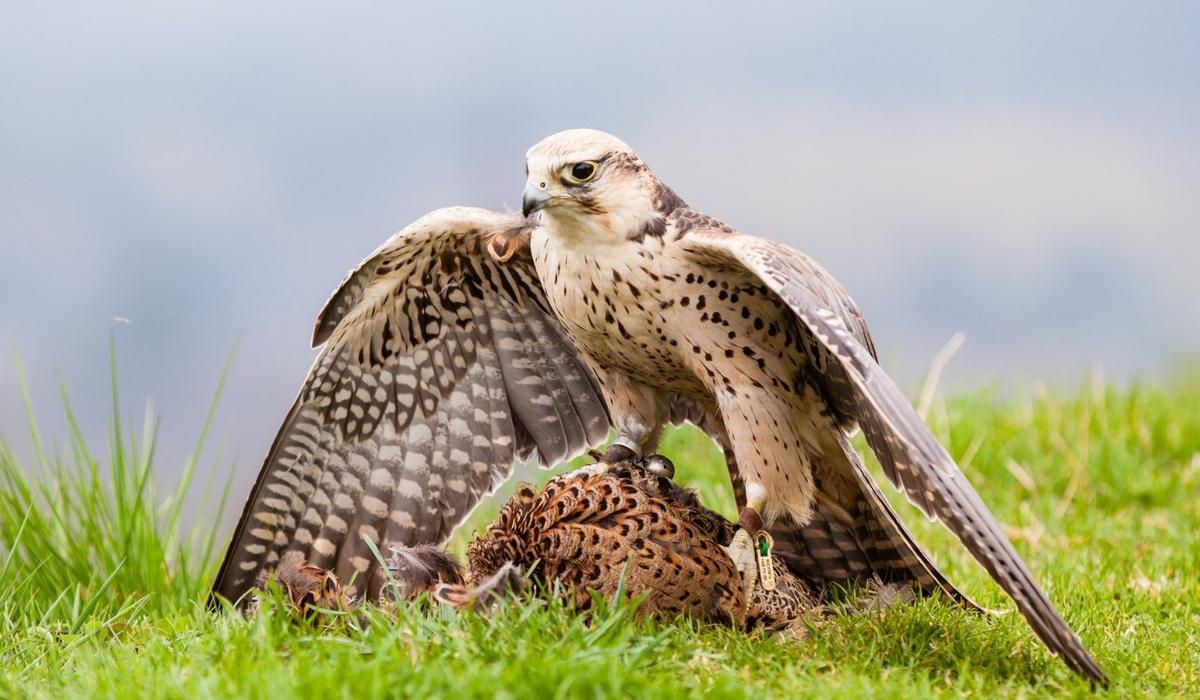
[212,129,1106,684]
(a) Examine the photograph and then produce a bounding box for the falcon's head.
[522,129,682,243]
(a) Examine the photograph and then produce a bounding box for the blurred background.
[1,2,1197,495]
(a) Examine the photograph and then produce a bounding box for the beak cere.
[521,183,551,218]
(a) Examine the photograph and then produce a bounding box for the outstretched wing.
[679,229,1106,686]
[211,207,610,605]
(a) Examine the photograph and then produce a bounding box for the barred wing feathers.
[212,207,610,604]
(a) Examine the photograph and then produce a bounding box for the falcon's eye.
[564,161,598,184]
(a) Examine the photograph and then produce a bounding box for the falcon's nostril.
[539,182,546,189]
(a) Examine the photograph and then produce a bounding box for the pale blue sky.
[2,2,1197,490]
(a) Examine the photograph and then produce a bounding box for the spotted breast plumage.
[212,129,1105,685]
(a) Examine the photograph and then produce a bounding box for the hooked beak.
[521,183,552,218]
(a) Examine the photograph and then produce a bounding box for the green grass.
[1,360,1198,698]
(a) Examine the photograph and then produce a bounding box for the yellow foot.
[725,527,759,598]
[725,506,776,595]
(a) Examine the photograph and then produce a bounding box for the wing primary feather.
[208,395,307,607]
[834,429,983,611]
[474,306,518,469]
[520,305,604,450]
[488,296,570,464]
[514,311,587,454]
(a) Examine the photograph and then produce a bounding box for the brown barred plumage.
[406,461,818,631]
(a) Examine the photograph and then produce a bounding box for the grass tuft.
[0,343,233,632]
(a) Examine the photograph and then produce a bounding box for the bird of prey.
[212,129,1105,684]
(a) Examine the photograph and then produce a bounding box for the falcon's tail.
[721,440,979,609]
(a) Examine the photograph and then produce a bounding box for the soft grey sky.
[2,2,1198,496]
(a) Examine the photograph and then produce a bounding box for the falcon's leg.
[591,369,667,466]
[718,392,819,588]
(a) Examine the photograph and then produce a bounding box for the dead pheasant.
[432,458,819,633]
[378,457,823,632]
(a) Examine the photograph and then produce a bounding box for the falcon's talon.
[726,526,760,601]
[602,443,639,465]
[728,503,773,594]
[643,454,675,480]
